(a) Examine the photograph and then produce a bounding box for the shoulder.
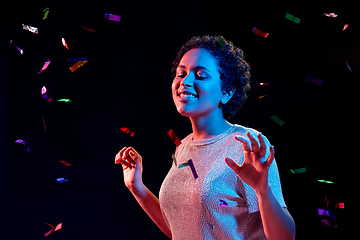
[233,124,271,146]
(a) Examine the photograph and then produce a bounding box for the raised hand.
[115,147,143,189]
[225,131,275,194]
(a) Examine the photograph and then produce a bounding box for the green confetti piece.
[57,99,72,102]
[270,115,285,126]
[178,162,189,169]
[218,38,225,47]
[171,153,177,167]
[318,180,334,184]
[43,7,50,20]
[285,12,300,24]
[291,167,307,174]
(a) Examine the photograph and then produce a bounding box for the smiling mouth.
[177,93,198,102]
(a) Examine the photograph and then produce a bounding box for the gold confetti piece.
[69,60,88,72]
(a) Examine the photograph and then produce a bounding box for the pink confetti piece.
[220,200,228,207]
[14,139,26,145]
[9,40,23,55]
[188,159,198,179]
[257,82,270,87]
[120,127,135,137]
[44,223,62,237]
[62,38,69,50]
[252,27,269,38]
[36,60,51,74]
[342,23,349,31]
[59,160,72,166]
[104,13,121,22]
[168,129,181,146]
[305,75,323,86]
[81,25,96,32]
[41,86,47,95]
[335,203,344,209]
[323,13,338,18]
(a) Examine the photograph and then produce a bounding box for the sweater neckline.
[188,124,238,146]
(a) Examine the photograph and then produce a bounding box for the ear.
[221,87,236,105]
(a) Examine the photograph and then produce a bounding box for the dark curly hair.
[171,35,251,120]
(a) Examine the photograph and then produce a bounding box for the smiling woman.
[115,35,295,240]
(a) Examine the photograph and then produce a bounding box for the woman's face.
[172,48,229,119]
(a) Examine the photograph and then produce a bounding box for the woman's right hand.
[115,147,143,190]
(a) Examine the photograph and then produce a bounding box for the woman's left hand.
[225,131,275,194]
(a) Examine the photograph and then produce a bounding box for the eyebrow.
[177,65,211,73]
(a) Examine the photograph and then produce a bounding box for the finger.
[266,145,275,167]
[119,158,132,169]
[246,131,260,152]
[123,147,137,165]
[115,147,127,164]
[235,135,252,151]
[257,132,267,157]
[225,157,242,176]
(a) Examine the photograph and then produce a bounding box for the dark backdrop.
[1,1,357,239]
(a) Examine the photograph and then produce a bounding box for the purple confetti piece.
[9,40,23,55]
[318,208,336,219]
[187,159,198,179]
[56,178,68,184]
[37,60,51,74]
[220,200,228,207]
[104,13,121,22]
[305,75,323,86]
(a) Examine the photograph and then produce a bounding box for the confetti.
[290,167,307,174]
[171,153,177,167]
[252,27,269,38]
[41,86,47,95]
[318,179,334,184]
[15,139,26,145]
[168,129,181,146]
[9,40,23,55]
[218,38,225,47]
[42,116,47,131]
[188,159,198,179]
[257,82,270,87]
[318,208,335,219]
[68,57,87,63]
[220,200,228,207]
[285,13,301,24]
[342,23,349,31]
[44,222,62,237]
[258,95,268,99]
[69,60,88,72]
[36,60,51,74]
[270,115,285,126]
[81,25,96,32]
[62,38,69,50]
[178,162,189,169]
[41,86,52,102]
[59,160,72,166]
[43,7,50,20]
[345,61,352,73]
[22,24,38,34]
[120,127,135,137]
[305,75,323,86]
[56,177,68,184]
[57,99,72,102]
[323,13,338,18]
[335,203,344,209]
[321,219,337,228]
[104,13,121,22]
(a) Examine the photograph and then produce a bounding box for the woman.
[115,35,295,239]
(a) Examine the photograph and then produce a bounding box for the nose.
[181,74,194,87]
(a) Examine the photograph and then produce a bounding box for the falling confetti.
[252,27,269,38]
[22,24,38,34]
[42,116,47,131]
[14,139,26,145]
[318,209,335,219]
[318,180,334,184]
[168,129,181,146]
[36,60,51,74]
[305,75,323,86]
[188,159,198,179]
[285,13,301,24]
[342,23,349,31]
[323,13,338,18]
[59,160,72,166]
[9,40,23,55]
[270,115,285,126]
[258,95,268,98]
[345,61,353,73]
[335,203,344,209]
[81,25,96,32]
[62,38,69,50]
[104,13,121,22]
[56,177,68,184]
[218,38,225,47]
[44,223,62,237]
[171,153,177,167]
[69,60,88,72]
[120,127,135,137]
[178,162,189,169]
[220,200,228,207]
[57,99,72,102]
[290,167,307,174]
[42,7,50,20]
[257,82,270,87]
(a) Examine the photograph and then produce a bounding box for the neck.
[190,111,233,140]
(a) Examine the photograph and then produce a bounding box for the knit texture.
[159,124,286,239]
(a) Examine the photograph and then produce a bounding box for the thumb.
[225,157,241,175]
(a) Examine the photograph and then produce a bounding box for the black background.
[0,1,357,239]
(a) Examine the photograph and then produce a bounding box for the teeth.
[180,93,196,98]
